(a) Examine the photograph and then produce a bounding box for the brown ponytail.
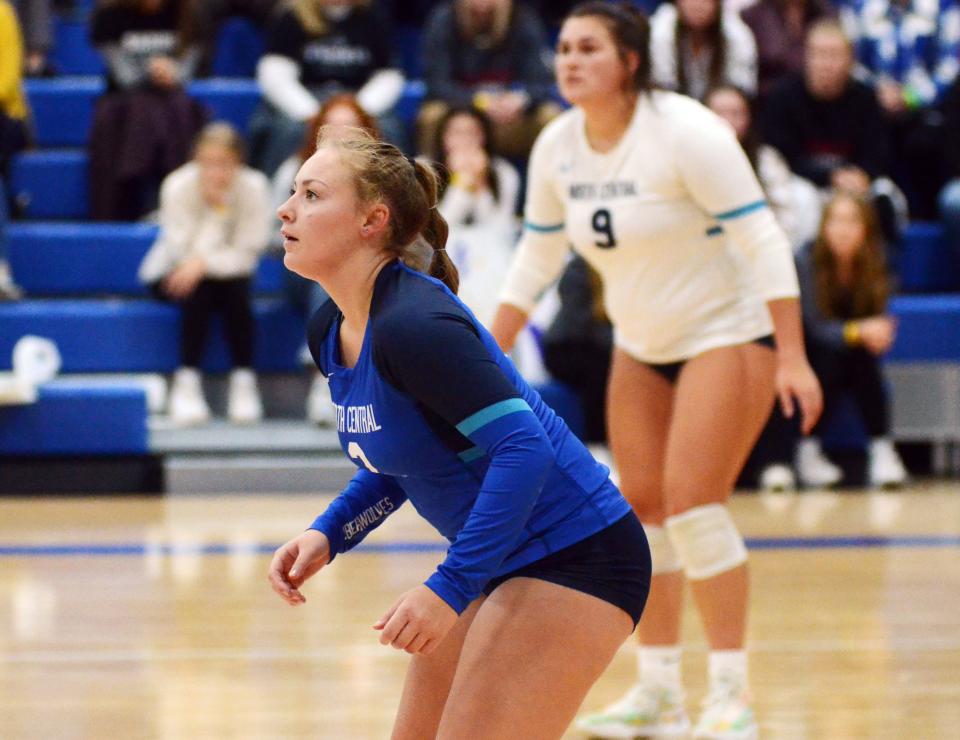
[411,158,459,295]
[315,126,460,294]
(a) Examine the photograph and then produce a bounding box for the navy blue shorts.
[482,513,651,628]
[647,334,776,384]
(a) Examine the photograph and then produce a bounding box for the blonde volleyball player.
[489,3,823,738]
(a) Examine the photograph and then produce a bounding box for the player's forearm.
[489,303,529,353]
[767,297,808,363]
[309,470,407,561]
[425,404,555,613]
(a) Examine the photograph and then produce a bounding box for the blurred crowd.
[1,0,959,486]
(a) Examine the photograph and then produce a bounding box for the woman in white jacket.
[649,0,758,101]
[139,122,272,426]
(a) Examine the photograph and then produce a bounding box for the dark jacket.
[762,73,892,187]
[421,2,554,108]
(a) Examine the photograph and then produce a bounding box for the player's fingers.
[417,638,436,655]
[405,633,429,655]
[379,612,408,646]
[373,597,401,631]
[391,622,417,651]
[268,546,304,604]
[778,385,795,419]
[800,386,824,436]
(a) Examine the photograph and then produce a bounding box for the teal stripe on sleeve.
[457,447,485,463]
[713,200,767,221]
[524,221,565,233]
[456,398,532,436]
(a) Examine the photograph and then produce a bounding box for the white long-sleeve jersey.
[500,91,800,363]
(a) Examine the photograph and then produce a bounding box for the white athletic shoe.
[693,681,758,739]
[576,683,690,738]
[795,438,842,488]
[758,464,796,492]
[868,438,907,488]
[168,367,211,427]
[227,368,263,424]
[306,373,336,426]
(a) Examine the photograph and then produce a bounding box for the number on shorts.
[592,208,617,249]
[348,441,379,473]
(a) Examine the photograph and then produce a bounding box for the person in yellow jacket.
[0,0,29,299]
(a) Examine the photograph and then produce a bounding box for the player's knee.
[643,523,682,575]
[664,503,747,580]
[618,480,665,521]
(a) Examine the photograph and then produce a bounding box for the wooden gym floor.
[1,484,958,739]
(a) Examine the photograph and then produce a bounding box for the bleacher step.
[149,418,341,455]
[164,454,354,494]
[154,419,351,493]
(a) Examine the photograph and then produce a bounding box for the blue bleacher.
[25,76,428,148]
[6,223,285,296]
[897,223,960,293]
[11,149,88,219]
[0,384,147,455]
[16,78,426,219]
[0,299,305,374]
[887,295,960,361]
[819,294,960,452]
[50,18,104,76]
[211,17,267,78]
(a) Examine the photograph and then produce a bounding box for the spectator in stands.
[431,105,519,327]
[762,19,906,249]
[740,0,834,101]
[13,0,54,76]
[417,0,560,159]
[138,123,271,426]
[706,84,820,248]
[0,0,29,299]
[939,75,960,279]
[186,0,280,76]
[757,191,907,489]
[433,106,519,233]
[649,0,758,101]
[250,0,406,177]
[541,256,612,445]
[88,0,208,221]
[839,0,959,218]
[273,94,380,425]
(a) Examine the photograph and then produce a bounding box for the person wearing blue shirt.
[268,126,651,739]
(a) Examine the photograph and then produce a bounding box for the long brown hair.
[316,126,459,294]
[675,0,726,99]
[812,192,890,319]
[432,105,502,204]
[297,94,380,164]
[568,2,653,93]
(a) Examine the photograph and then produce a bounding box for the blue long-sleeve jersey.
[307,260,632,614]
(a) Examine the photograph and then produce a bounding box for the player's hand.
[858,315,897,356]
[163,256,206,299]
[148,56,179,88]
[373,585,458,655]
[776,354,823,435]
[268,529,330,606]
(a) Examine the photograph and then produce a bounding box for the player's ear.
[623,50,640,86]
[361,202,391,239]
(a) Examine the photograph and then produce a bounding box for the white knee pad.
[643,523,682,575]
[665,504,748,580]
